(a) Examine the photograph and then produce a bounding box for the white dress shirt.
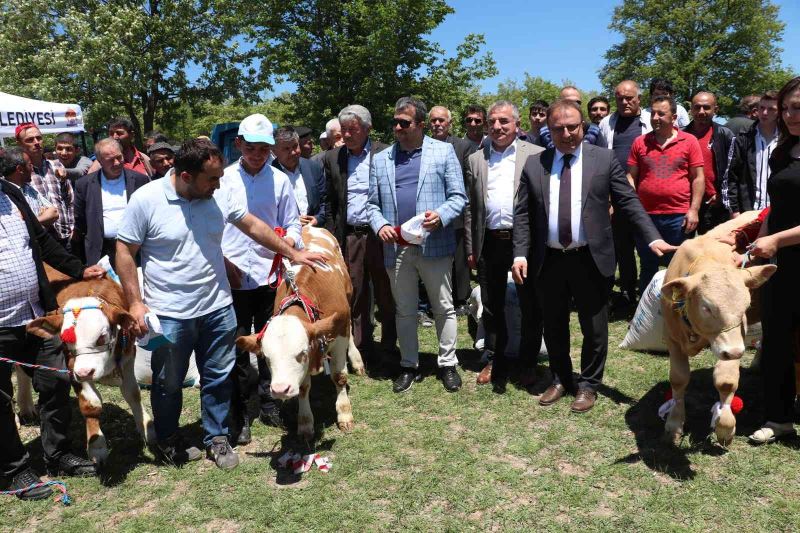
[220,159,302,289]
[547,146,587,249]
[283,165,309,216]
[485,140,516,230]
[100,171,127,238]
[754,126,777,210]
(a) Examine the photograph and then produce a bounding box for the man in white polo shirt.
[116,138,325,470]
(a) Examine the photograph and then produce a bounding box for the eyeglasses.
[465,117,484,125]
[530,111,546,118]
[429,117,448,124]
[590,106,608,112]
[549,123,583,134]
[392,118,413,129]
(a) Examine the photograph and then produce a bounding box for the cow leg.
[119,358,155,445]
[713,359,740,446]
[297,374,314,442]
[347,329,365,376]
[331,336,354,431]
[77,381,108,464]
[664,340,690,444]
[15,367,37,423]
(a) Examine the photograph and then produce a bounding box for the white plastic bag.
[400,213,429,245]
[620,270,667,352]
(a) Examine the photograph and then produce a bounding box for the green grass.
[4,315,800,532]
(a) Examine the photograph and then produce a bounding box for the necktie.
[558,154,573,249]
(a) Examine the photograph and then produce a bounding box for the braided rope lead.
[0,356,72,375]
[0,480,71,505]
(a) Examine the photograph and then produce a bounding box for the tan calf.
[660,235,775,445]
[236,226,364,441]
[26,265,155,464]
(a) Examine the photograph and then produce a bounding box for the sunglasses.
[530,111,547,118]
[465,117,484,125]
[392,118,413,129]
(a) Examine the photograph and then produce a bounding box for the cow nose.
[720,349,744,361]
[75,367,95,380]
[271,383,292,396]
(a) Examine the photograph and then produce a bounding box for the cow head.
[662,264,776,360]
[236,313,338,400]
[27,297,135,382]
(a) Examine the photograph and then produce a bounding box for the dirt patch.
[557,460,588,478]
[108,495,159,526]
[203,519,240,533]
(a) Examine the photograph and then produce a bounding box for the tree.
[0,0,258,146]
[600,0,794,115]
[250,0,496,140]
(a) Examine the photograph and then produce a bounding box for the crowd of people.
[1,74,799,501]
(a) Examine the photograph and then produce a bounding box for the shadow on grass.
[619,362,796,480]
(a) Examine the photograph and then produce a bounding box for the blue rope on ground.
[0,356,72,375]
[0,480,72,505]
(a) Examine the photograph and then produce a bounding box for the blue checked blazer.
[367,136,467,267]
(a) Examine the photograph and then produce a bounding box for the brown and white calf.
[660,231,775,446]
[236,226,364,441]
[25,265,155,464]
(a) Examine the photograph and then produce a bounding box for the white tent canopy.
[0,91,84,138]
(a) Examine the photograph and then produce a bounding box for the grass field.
[3,313,800,532]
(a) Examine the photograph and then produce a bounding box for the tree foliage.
[0,0,258,145]
[601,0,794,115]
[250,0,496,140]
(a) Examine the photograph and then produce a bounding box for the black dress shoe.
[393,369,417,393]
[46,452,97,477]
[236,423,252,446]
[440,366,462,392]
[9,468,53,501]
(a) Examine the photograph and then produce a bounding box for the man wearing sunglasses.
[367,97,467,394]
[462,104,487,151]
[525,100,549,146]
[511,99,673,413]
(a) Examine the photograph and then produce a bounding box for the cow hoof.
[337,420,354,432]
[716,426,735,447]
[88,435,109,465]
[354,366,366,376]
[663,429,683,446]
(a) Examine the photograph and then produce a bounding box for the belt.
[346,224,372,235]
[547,245,587,254]
[486,229,512,240]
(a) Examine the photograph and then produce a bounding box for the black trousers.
[452,227,472,304]
[537,248,609,392]
[477,232,542,380]
[230,286,277,428]
[0,326,72,478]
[611,213,637,297]
[759,257,799,424]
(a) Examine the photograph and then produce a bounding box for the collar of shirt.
[348,139,372,159]
[100,169,126,183]
[644,129,688,151]
[489,139,517,161]
[554,144,583,169]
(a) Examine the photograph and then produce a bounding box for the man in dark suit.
[511,100,674,413]
[429,105,475,314]
[74,138,149,267]
[323,105,396,361]
[272,126,328,227]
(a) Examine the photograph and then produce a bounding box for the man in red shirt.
[683,92,736,233]
[627,95,705,294]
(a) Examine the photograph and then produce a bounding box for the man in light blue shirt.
[220,114,302,444]
[116,138,325,470]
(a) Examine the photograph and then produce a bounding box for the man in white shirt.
[220,115,303,445]
[73,138,149,267]
[464,101,544,389]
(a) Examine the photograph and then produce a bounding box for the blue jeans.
[635,214,692,296]
[151,304,237,447]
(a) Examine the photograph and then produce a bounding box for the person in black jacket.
[683,92,736,233]
[0,177,105,501]
[727,91,780,215]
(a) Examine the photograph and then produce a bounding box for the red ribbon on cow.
[267,227,287,288]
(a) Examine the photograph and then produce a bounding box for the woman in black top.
[749,76,800,444]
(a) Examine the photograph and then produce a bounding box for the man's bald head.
[690,91,718,128]
[560,86,582,105]
[692,91,717,106]
[614,80,642,117]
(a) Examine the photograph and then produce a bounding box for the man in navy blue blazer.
[272,126,328,227]
[74,138,149,267]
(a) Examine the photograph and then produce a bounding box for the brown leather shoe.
[570,389,597,413]
[476,362,492,385]
[538,383,566,406]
